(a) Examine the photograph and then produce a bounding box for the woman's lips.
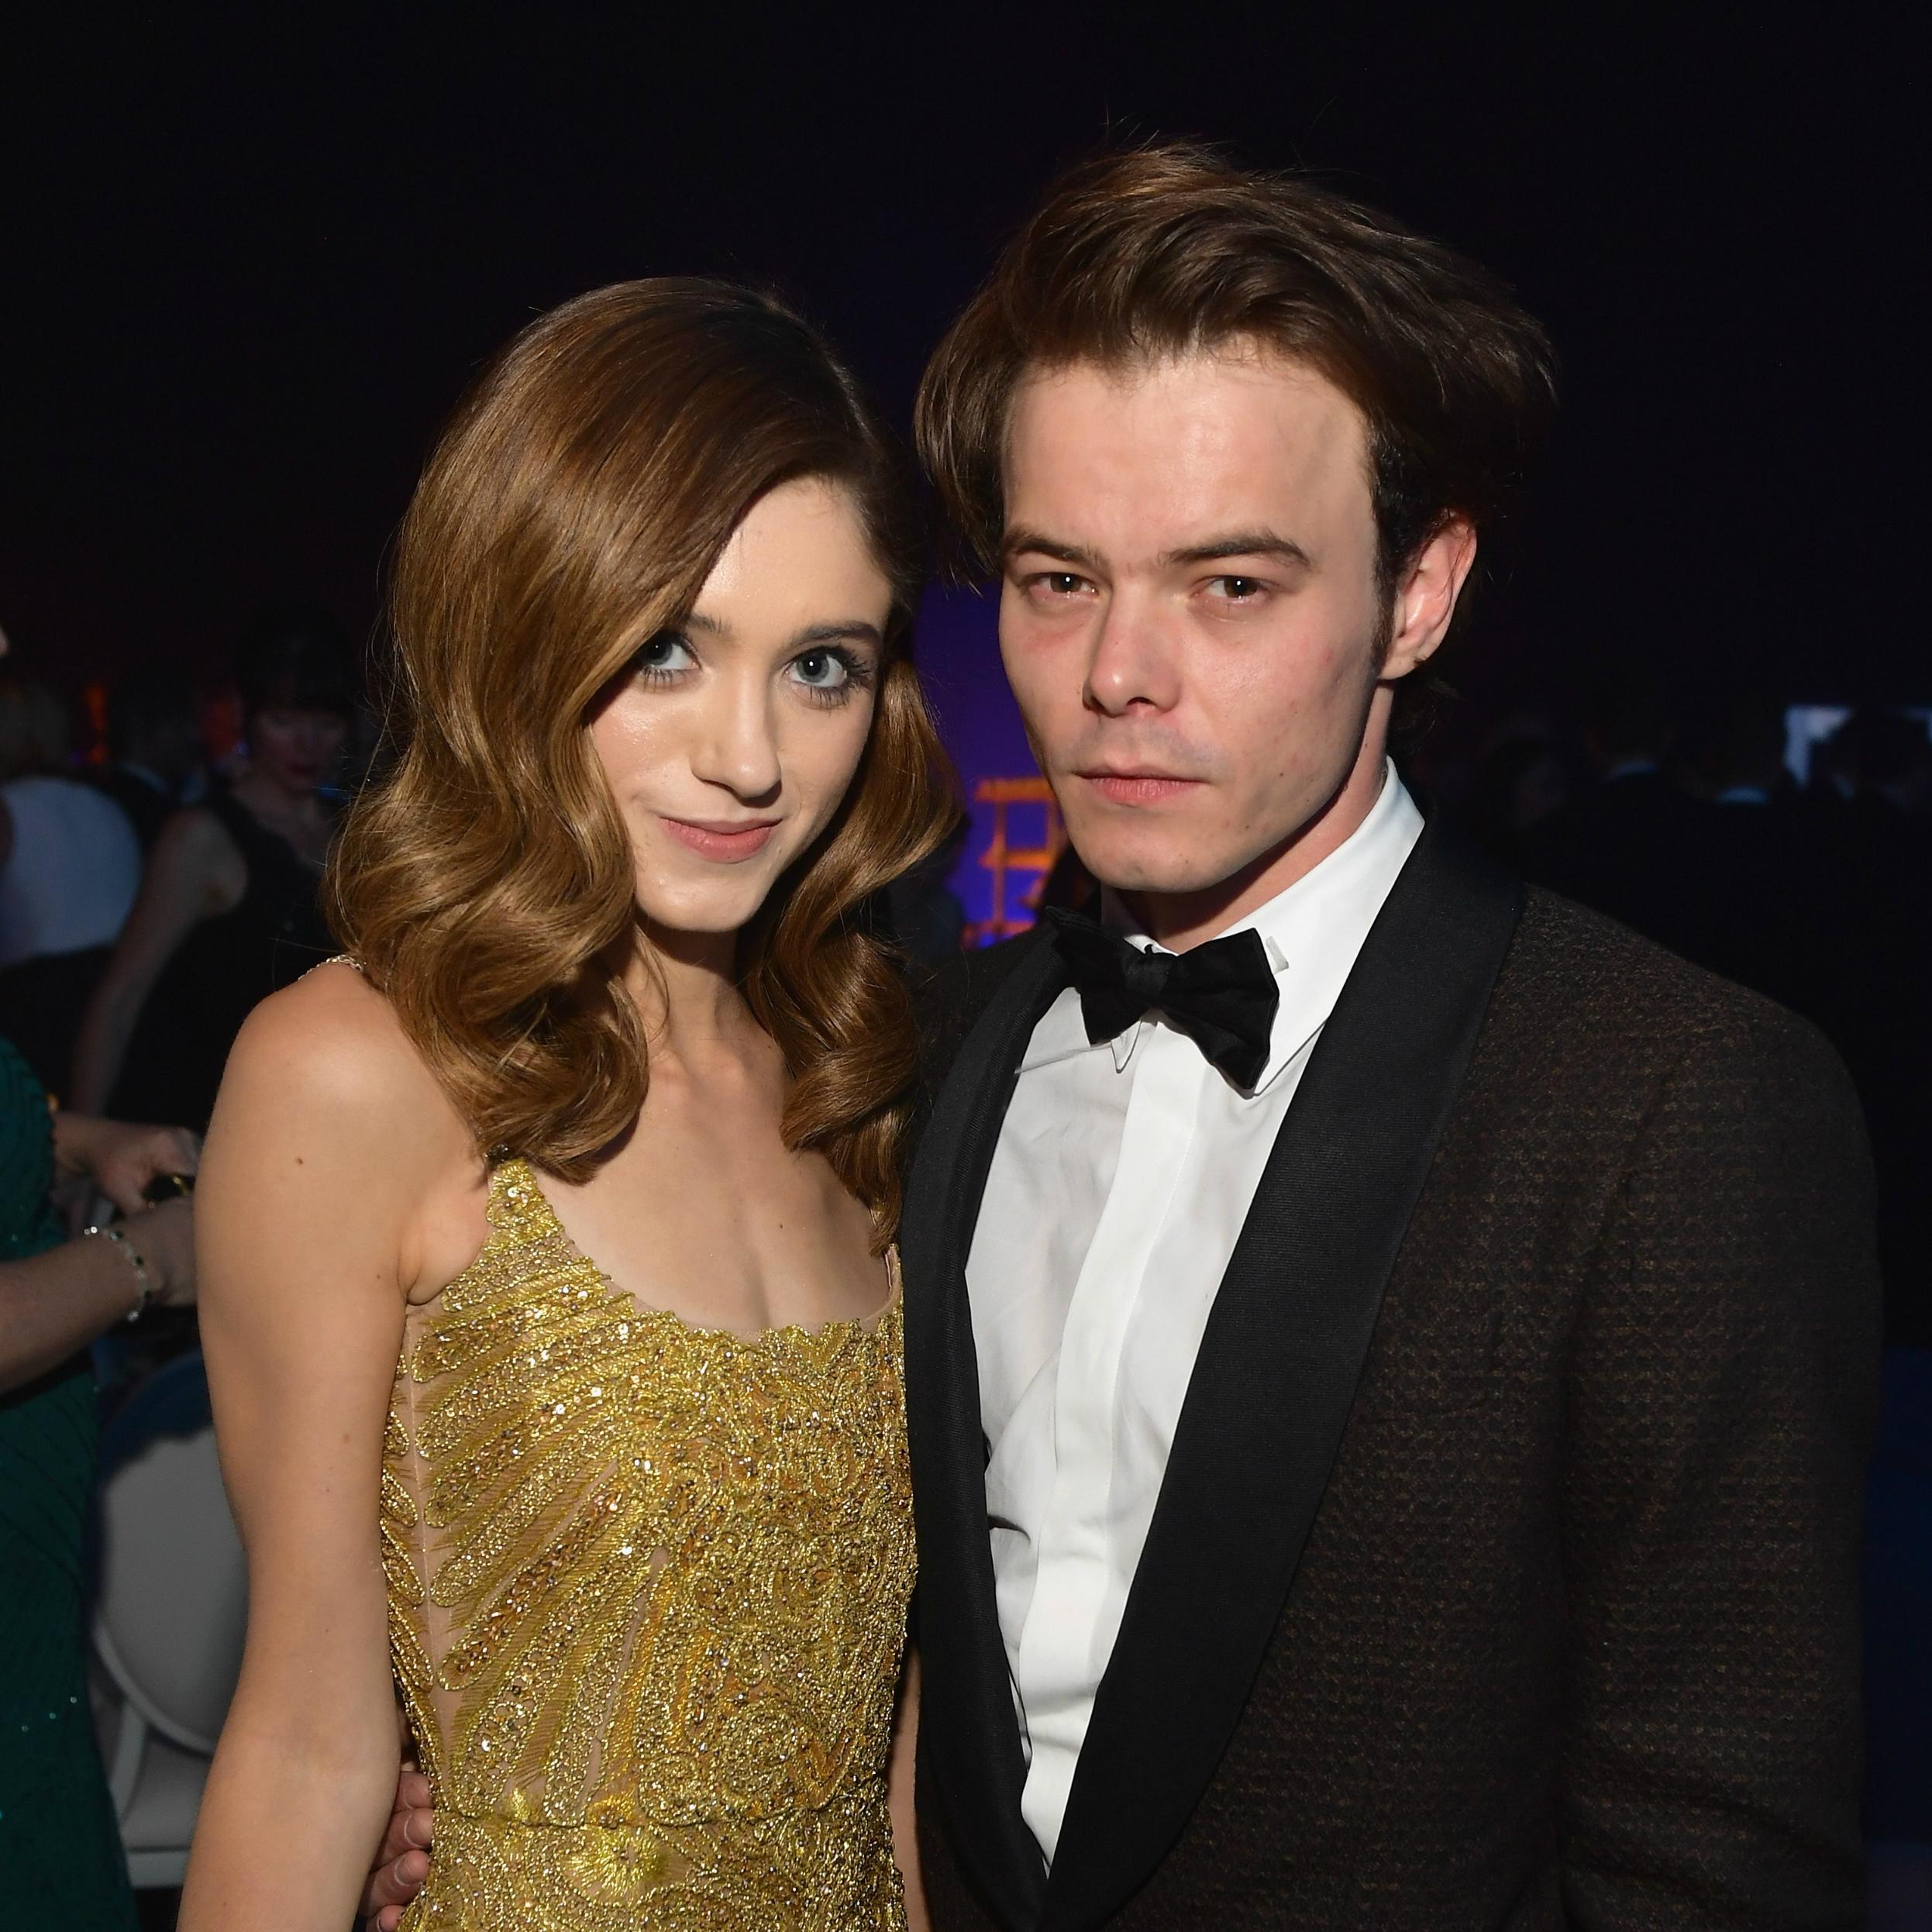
[659,815,780,861]
[1077,771,1204,806]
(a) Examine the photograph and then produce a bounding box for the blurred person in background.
[1520,670,1715,959]
[1798,708,1932,1351]
[1456,731,1578,872]
[0,666,142,1094]
[93,663,209,851]
[0,1033,198,1930]
[1672,690,1816,1011]
[71,604,354,1128]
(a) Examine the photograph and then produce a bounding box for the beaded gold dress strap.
[299,952,365,982]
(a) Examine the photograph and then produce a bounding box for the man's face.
[998,345,1465,940]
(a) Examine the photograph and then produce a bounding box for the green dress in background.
[0,1037,137,1927]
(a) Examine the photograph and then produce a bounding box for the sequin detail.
[386,1158,913,1930]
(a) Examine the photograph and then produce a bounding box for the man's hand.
[359,1761,433,1931]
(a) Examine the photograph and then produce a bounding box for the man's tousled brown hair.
[329,280,955,1242]
[917,141,1558,607]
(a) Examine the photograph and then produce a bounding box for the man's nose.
[694,680,783,801]
[1083,592,1180,716]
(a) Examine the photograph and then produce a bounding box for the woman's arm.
[68,807,242,1110]
[889,1648,930,1932]
[0,1194,194,1393]
[178,969,463,1932]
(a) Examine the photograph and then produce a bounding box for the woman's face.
[248,704,348,794]
[589,476,891,938]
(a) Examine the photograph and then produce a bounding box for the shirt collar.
[1021,760,1424,1092]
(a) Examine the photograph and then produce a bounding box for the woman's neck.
[624,922,756,1062]
[231,768,324,822]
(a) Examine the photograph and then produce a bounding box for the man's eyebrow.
[1157,532,1314,570]
[1001,527,1104,572]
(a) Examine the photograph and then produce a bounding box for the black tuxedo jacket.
[901,818,1878,1930]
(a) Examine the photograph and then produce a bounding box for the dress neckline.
[485,1155,901,1352]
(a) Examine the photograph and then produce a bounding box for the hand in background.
[53,1112,200,1217]
[129,1194,197,1308]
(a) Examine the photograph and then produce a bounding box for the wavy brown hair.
[329,280,956,1242]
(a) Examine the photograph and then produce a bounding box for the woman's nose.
[694,685,782,801]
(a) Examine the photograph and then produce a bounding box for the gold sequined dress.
[383,1157,914,1930]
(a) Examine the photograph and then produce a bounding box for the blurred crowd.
[1424,681,1932,1349]
[0,605,357,1132]
[0,602,365,1927]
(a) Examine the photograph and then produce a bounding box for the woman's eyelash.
[625,634,878,702]
[794,646,876,704]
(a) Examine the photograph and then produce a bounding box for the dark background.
[2,7,1919,716]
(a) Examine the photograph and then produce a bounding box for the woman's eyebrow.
[791,621,883,649]
[680,611,883,649]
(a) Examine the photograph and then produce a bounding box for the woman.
[0,1035,198,1929]
[182,282,954,1931]
[70,607,352,1128]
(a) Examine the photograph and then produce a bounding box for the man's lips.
[659,815,781,860]
[1075,770,1205,806]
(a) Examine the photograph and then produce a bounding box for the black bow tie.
[1041,907,1280,1091]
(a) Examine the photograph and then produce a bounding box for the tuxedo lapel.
[902,929,1066,1931]
[1042,818,1526,1932]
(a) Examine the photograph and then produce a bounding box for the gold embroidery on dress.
[386,1157,913,1929]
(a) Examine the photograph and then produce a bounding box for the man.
[365,145,1876,1927]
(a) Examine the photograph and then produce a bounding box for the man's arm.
[1558,1000,1879,1927]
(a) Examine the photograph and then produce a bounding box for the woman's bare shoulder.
[152,801,241,868]
[218,959,470,1168]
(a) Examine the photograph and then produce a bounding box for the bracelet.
[81,1224,151,1323]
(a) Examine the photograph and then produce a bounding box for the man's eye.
[1035,573,1087,597]
[1211,576,1264,601]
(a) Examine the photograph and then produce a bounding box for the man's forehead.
[1001,346,1370,552]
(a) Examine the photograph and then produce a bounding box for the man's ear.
[1383,517,1478,680]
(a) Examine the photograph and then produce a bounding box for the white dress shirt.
[965,763,1424,1862]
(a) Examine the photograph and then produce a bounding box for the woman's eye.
[790,649,852,692]
[632,632,696,679]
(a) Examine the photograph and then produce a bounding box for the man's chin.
[1062,833,1252,902]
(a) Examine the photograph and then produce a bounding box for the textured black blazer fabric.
[904,849,1879,1931]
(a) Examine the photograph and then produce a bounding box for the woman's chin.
[632,878,775,942]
